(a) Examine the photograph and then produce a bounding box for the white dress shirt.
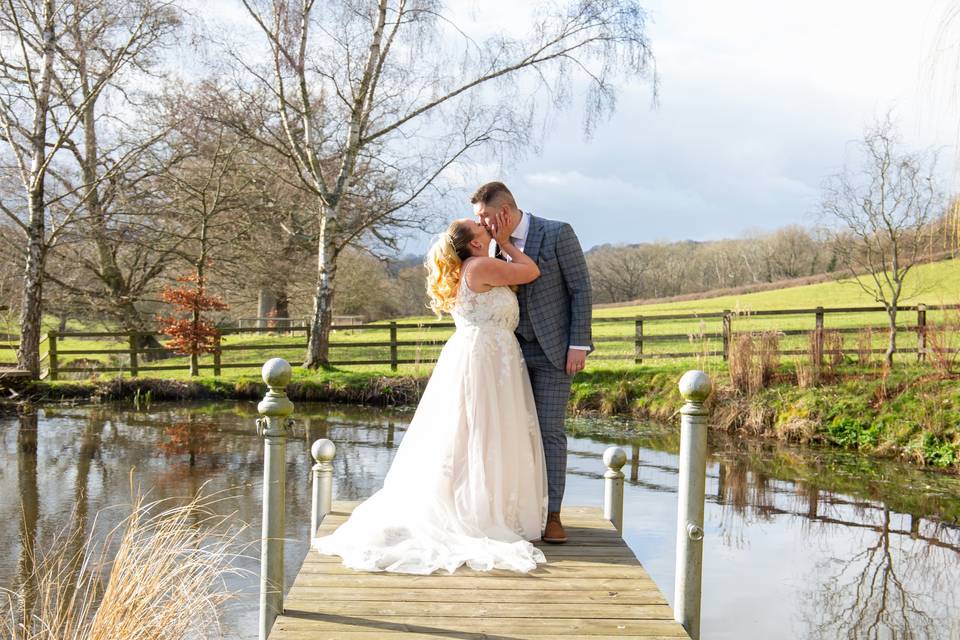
[501,212,590,354]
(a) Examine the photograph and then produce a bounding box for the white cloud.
[457,0,959,252]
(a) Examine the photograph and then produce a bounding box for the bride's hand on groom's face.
[491,211,511,247]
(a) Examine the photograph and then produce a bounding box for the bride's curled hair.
[426,220,476,316]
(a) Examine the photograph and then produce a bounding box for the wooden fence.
[1,303,958,379]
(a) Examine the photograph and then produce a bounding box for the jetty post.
[602,446,627,534]
[310,439,336,539]
[674,370,712,640]
[256,358,294,640]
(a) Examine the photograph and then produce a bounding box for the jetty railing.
[600,370,712,640]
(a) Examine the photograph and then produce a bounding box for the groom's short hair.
[471,181,516,208]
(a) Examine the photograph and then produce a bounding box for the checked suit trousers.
[518,334,572,513]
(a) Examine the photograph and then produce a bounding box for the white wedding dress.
[313,279,549,574]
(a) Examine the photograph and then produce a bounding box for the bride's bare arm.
[465,254,540,290]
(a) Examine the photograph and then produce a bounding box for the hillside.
[593,257,960,318]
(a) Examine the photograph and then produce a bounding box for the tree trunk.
[304,210,338,369]
[885,306,897,368]
[18,195,46,378]
[257,288,276,328]
[275,290,290,330]
[115,301,168,361]
[17,1,55,378]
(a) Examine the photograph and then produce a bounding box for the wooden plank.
[281,600,675,619]
[271,615,689,636]
[280,587,666,604]
[270,634,684,640]
[271,502,689,639]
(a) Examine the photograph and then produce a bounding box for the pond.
[2,401,959,639]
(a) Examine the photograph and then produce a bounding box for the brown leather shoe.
[542,511,567,544]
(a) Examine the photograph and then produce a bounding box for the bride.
[313,211,549,574]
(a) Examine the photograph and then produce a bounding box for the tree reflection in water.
[14,404,38,632]
[160,417,215,468]
[710,445,958,639]
[800,505,957,640]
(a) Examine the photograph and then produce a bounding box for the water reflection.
[1,403,958,639]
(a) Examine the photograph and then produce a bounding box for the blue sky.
[423,0,958,253]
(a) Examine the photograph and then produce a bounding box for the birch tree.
[230,0,656,367]
[0,0,177,376]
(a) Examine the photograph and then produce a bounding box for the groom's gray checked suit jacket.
[515,213,593,370]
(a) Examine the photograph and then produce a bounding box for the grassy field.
[3,257,959,378]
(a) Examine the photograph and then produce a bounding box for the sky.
[191,0,960,255]
[413,0,959,253]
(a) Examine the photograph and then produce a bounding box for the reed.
[1,487,245,640]
[729,331,780,394]
[926,308,960,376]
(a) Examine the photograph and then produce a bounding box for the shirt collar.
[511,211,530,241]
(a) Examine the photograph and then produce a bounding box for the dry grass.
[926,309,960,376]
[1,485,245,640]
[794,359,818,389]
[823,330,844,370]
[728,331,781,394]
[856,327,874,366]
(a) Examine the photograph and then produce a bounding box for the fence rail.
[2,303,959,378]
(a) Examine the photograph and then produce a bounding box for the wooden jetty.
[269,500,692,640]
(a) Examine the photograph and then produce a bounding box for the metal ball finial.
[262,357,292,389]
[678,370,712,403]
[603,446,627,472]
[311,438,336,464]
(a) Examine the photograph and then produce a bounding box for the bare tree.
[0,0,177,376]
[228,0,656,367]
[587,244,654,303]
[819,118,944,367]
[43,1,181,353]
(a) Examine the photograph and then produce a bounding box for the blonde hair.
[425,220,476,316]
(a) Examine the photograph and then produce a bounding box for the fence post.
[128,332,139,377]
[917,304,926,362]
[602,447,626,534]
[48,331,58,381]
[814,307,825,366]
[675,370,712,640]
[256,358,294,640]
[310,439,336,540]
[213,333,222,377]
[634,318,644,365]
[389,321,398,371]
[721,311,731,361]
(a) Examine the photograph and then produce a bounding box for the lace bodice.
[452,279,519,331]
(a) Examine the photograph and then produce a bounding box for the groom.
[472,181,593,544]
